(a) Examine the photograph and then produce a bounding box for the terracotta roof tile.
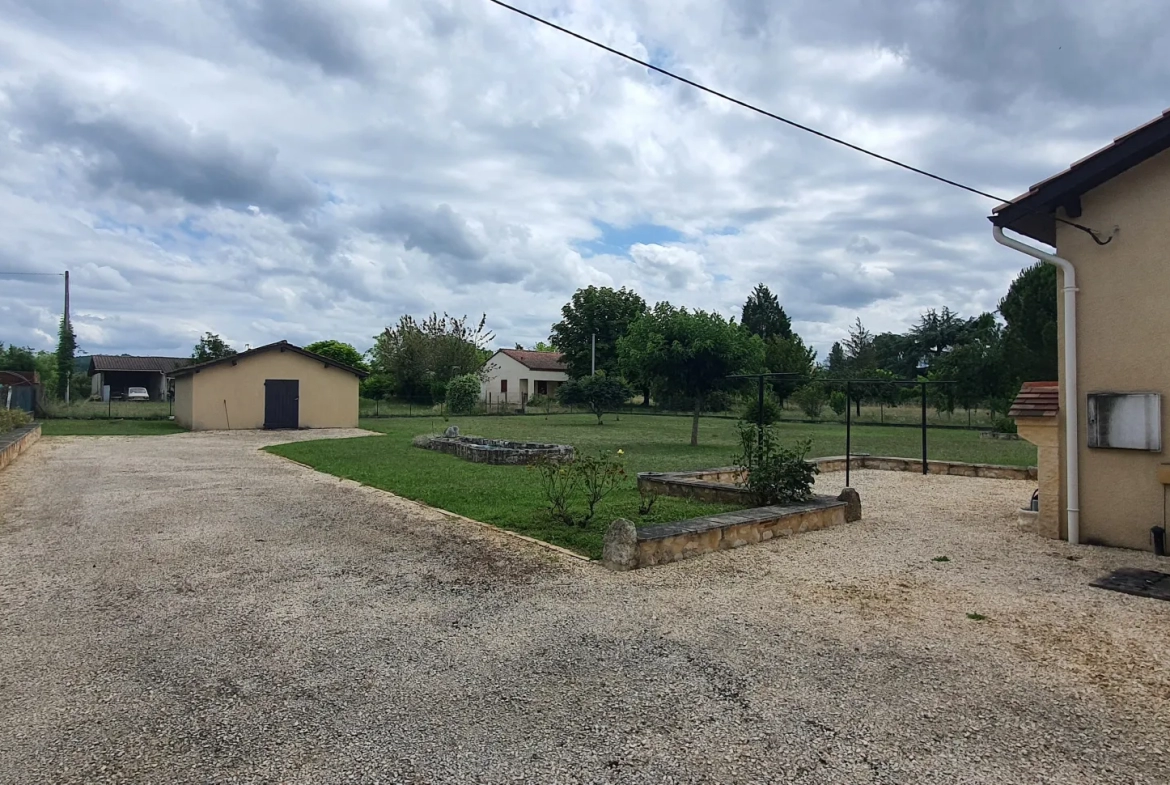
[1009,381,1060,418]
[498,349,567,372]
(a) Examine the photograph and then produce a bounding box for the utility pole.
[591,333,596,376]
[63,270,71,403]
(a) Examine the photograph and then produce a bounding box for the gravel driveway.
[1,433,1168,784]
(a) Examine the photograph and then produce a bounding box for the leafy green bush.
[733,423,818,506]
[991,415,1018,434]
[527,394,549,409]
[444,374,480,415]
[703,389,734,413]
[557,375,632,424]
[828,390,848,416]
[741,392,782,426]
[0,408,32,434]
[790,382,827,419]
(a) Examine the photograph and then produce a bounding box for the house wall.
[1055,146,1170,550]
[181,350,360,431]
[479,352,568,404]
[174,375,194,429]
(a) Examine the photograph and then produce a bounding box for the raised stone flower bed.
[417,434,574,466]
[603,493,855,570]
[638,454,1036,503]
[0,423,41,472]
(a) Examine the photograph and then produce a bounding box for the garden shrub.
[828,390,848,417]
[703,389,734,413]
[991,415,1018,434]
[741,391,782,426]
[527,394,549,409]
[444,374,480,415]
[557,375,632,424]
[530,449,626,526]
[733,423,818,506]
[0,408,31,434]
[790,382,826,419]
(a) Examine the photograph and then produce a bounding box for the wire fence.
[39,398,174,420]
[358,396,1006,430]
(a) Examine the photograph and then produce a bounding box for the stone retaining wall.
[0,423,41,472]
[638,455,1036,502]
[603,495,848,570]
[420,435,574,466]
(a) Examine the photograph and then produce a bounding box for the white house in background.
[480,349,569,406]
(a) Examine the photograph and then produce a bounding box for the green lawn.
[39,419,186,436]
[267,414,1035,559]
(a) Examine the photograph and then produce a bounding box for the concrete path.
[1,433,1167,784]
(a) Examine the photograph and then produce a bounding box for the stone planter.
[604,494,852,570]
[0,423,41,472]
[418,434,573,465]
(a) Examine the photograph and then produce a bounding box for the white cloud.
[0,0,1167,357]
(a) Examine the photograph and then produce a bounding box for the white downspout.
[993,226,1080,545]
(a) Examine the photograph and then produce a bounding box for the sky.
[1,0,1168,360]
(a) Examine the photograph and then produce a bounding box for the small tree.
[618,305,765,446]
[828,390,848,417]
[445,373,481,414]
[556,375,632,425]
[192,333,237,363]
[791,382,827,419]
[733,424,818,506]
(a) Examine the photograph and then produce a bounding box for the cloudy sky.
[1,0,1167,359]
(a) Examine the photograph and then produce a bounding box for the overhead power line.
[484,0,1115,244]
[485,0,1013,203]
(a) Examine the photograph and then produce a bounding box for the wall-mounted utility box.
[1087,393,1162,451]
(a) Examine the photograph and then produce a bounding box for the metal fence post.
[921,381,928,475]
[756,374,765,449]
[845,380,852,487]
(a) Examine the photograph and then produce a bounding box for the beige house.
[993,108,1170,551]
[480,349,569,406]
[168,341,366,431]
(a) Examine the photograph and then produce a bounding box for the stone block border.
[418,434,574,466]
[604,493,851,570]
[638,454,1036,505]
[0,423,41,472]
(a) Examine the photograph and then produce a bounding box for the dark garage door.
[264,379,299,429]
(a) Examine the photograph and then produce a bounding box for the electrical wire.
[484,0,1114,244]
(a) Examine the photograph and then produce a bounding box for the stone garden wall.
[419,434,574,466]
[603,495,850,570]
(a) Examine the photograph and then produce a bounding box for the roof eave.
[988,110,1170,248]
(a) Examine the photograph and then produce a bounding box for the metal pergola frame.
[727,373,957,486]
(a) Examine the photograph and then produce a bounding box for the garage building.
[168,341,367,431]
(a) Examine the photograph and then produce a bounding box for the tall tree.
[618,304,764,446]
[910,307,965,365]
[550,286,647,379]
[304,340,369,371]
[55,315,77,400]
[999,262,1058,383]
[826,342,847,375]
[370,313,493,401]
[842,319,877,415]
[872,332,919,378]
[764,335,816,402]
[191,333,236,363]
[934,313,1010,414]
[740,283,792,341]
